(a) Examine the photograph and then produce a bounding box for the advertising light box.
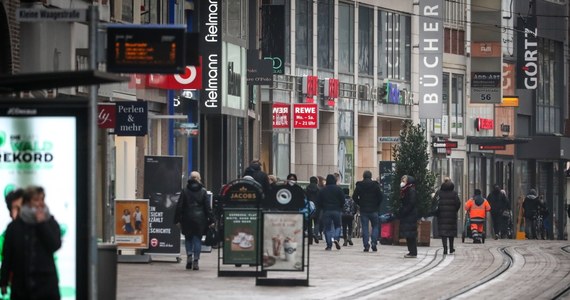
[0,99,88,299]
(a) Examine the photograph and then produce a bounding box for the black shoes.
[363,246,369,252]
[343,240,348,246]
[371,245,378,252]
[313,236,319,244]
[404,253,417,258]
[450,248,455,254]
[186,256,193,270]
[325,247,332,251]
[333,240,341,250]
[348,239,353,246]
[192,260,199,270]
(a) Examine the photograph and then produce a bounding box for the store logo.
[0,133,54,166]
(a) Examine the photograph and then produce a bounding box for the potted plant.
[389,120,436,246]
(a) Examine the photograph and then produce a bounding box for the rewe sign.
[293,103,318,129]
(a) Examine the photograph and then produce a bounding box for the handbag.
[430,195,440,217]
[204,226,219,246]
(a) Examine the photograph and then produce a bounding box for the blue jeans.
[185,235,202,260]
[360,212,379,248]
[322,210,342,248]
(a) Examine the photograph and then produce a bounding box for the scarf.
[19,205,52,224]
[400,183,414,199]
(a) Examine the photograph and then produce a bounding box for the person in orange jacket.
[465,189,491,243]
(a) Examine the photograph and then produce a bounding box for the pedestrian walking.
[341,188,356,247]
[0,186,62,300]
[486,184,510,239]
[244,159,271,198]
[316,174,344,250]
[305,176,320,244]
[522,189,541,239]
[465,189,491,243]
[435,178,461,255]
[352,170,383,252]
[397,175,418,258]
[174,171,215,270]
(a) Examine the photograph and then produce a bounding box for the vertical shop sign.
[261,5,285,74]
[143,156,183,256]
[516,13,538,90]
[418,0,443,119]
[200,0,222,114]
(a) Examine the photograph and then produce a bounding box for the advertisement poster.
[262,213,304,272]
[114,199,149,249]
[143,156,183,255]
[0,112,83,299]
[223,209,258,265]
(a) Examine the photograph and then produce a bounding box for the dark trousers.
[441,236,454,251]
[406,237,417,256]
[491,212,506,237]
[342,215,354,240]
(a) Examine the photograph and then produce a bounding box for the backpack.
[343,197,355,216]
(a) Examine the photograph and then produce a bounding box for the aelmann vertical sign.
[418,0,443,119]
[200,0,222,115]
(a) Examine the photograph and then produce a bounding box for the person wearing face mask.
[0,186,62,299]
[396,175,418,258]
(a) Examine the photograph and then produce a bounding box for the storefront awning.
[466,136,532,146]
[517,135,570,160]
[0,70,129,93]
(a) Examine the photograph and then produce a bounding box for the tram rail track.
[552,245,570,299]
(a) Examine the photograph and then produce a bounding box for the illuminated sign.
[479,145,506,151]
[475,118,494,131]
[432,140,458,148]
[272,103,290,129]
[106,25,186,74]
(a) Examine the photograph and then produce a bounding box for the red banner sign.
[97,103,116,129]
[293,103,318,129]
[475,118,494,131]
[272,102,290,129]
[146,62,203,90]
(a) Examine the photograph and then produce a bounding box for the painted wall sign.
[418,0,443,119]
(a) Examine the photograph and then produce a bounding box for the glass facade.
[296,0,313,67]
[378,11,411,81]
[358,5,374,76]
[536,39,563,135]
[338,2,354,74]
[317,0,334,70]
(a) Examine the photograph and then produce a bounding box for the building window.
[451,74,464,137]
[296,0,313,67]
[358,5,373,76]
[338,2,354,74]
[536,39,562,134]
[317,0,334,70]
[378,11,411,81]
[225,0,247,40]
[444,28,465,55]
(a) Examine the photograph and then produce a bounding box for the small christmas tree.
[390,120,436,217]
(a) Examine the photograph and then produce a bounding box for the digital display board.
[0,98,89,299]
[107,25,186,74]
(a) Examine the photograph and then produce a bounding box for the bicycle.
[534,212,547,240]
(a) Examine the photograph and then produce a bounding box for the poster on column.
[143,156,183,256]
[0,99,90,299]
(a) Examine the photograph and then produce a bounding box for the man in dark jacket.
[305,176,320,244]
[316,174,345,250]
[486,184,511,239]
[1,186,61,300]
[174,171,215,270]
[397,175,418,258]
[523,189,541,239]
[244,160,271,199]
[352,170,383,252]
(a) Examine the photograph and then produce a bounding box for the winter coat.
[352,178,383,213]
[398,176,418,239]
[316,175,344,212]
[244,163,271,197]
[486,189,510,214]
[436,181,461,237]
[523,190,540,218]
[305,183,319,203]
[0,210,62,300]
[174,179,214,236]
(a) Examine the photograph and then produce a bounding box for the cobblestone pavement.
[117,238,570,300]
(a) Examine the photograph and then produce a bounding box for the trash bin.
[98,243,117,300]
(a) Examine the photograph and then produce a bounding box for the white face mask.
[400,182,406,188]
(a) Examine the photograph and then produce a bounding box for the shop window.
[317,0,334,70]
[296,0,313,67]
[358,5,373,75]
[338,2,354,74]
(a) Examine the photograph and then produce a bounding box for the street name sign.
[16,8,87,22]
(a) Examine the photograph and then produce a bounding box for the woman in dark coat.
[436,178,461,255]
[174,172,215,270]
[397,175,418,258]
[0,186,62,300]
